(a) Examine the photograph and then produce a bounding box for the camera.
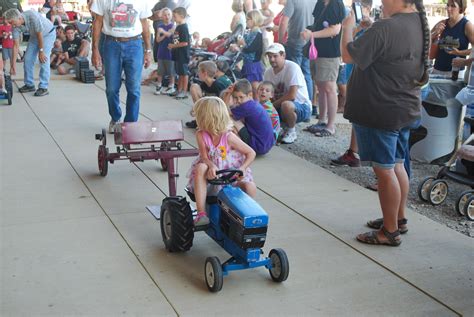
[352,2,363,24]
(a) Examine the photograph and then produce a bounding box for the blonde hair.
[194,97,232,136]
[232,0,243,13]
[246,9,264,27]
[198,61,218,77]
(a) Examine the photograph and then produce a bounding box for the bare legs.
[316,80,338,133]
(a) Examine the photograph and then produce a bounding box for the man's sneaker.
[154,86,167,95]
[108,120,118,134]
[185,119,197,129]
[281,130,297,144]
[34,88,49,97]
[168,89,179,97]
[331,149,361,167]
[194,212,209,226]
[18,85,35,93]
[165,86,176,95]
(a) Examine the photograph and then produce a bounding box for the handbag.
[309,34,318,60]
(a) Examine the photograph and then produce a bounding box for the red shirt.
[0,25,13,49]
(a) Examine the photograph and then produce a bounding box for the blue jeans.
[103,37,144,122]
[24,31,55,89]
[284,44,313,101]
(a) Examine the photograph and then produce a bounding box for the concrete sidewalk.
[1,72,472,316]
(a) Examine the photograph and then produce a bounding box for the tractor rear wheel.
[160,196,194,252]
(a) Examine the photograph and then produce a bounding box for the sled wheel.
[464,196,474,221]
[160,196,194,252]
[455,190,474,216]
[98,145,108,177]
[417,177,436,202]
[160,142,169,171]
[205,257,223,293]
[268,248,289,283]
[427,180,448,206]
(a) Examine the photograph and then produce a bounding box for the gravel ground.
[279,120,474,238]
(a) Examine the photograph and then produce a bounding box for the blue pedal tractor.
[160,169,289,292]
[0,74,13,105]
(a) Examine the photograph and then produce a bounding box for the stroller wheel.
[417,177,436,202]
[455,190,474,216]
[464,196,474,221]
[428,180,448,206]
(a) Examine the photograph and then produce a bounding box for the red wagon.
[95,120,198,196]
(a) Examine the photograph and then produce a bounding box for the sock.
[287,127,296,134]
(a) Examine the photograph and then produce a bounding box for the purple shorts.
[241,61,263,82]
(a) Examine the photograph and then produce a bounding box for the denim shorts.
[175,62,189,76]
[294,102,311,123]
[353,123,411,169]
[336,64,348,85]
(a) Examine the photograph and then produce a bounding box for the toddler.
[223,79,274,155]
[186,97,256,226]
[257,81,281,140]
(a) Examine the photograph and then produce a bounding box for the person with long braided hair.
[340,0,429,246]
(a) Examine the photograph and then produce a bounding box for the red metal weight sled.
[95,120,198,196]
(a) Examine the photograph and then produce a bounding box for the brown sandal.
[356,227,402,246]
[367,218,408,234]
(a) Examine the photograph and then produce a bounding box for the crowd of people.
[3,0,473,245]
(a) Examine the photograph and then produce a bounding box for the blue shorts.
[175,62,189,76]
[353,123,411,169]
[294,102,311,123]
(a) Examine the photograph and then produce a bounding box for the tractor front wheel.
[205,256,223,292]
[160,196,194,252]
[268,248,289,282]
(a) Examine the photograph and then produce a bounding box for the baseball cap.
[266,43,285,54]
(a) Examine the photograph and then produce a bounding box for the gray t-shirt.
[344,13,424,130]
[21,10,54,37]
[283,0,317,47]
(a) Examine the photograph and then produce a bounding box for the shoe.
[168,89,179,97]
[165,86,176,95]
[34,88,49,97]
[281,130,297,144]
[185,119,197,129]
[18,85,35,93]
[175,91,188,99]
[154,86,167,95]
[194,212,209,226]
[330,149,360,167]
[108,120,118,134]
[367,218,408,234]
[356,227,402,247]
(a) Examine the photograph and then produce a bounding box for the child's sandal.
[356,227,402,246]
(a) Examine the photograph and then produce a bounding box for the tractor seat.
[185,187,218,204]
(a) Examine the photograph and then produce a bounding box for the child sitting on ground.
[186,61,232,128]
[186,96,256,226]
[223,79,275,155]
[257,81,281,141]
[215,60,233,88]
[50,39,63,69]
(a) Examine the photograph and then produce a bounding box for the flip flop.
[313,128,334,137]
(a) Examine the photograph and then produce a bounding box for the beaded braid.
[413,0,430,86]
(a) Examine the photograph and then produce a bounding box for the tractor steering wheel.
[208,169,243,185]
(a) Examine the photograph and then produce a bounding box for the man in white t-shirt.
[263,43,311,144]
[91,0,152,133]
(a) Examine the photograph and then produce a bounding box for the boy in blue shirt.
[223,79,274,155]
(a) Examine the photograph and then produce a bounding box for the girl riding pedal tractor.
[186,97,257,226]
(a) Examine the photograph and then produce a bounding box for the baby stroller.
[417,83,474,221]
